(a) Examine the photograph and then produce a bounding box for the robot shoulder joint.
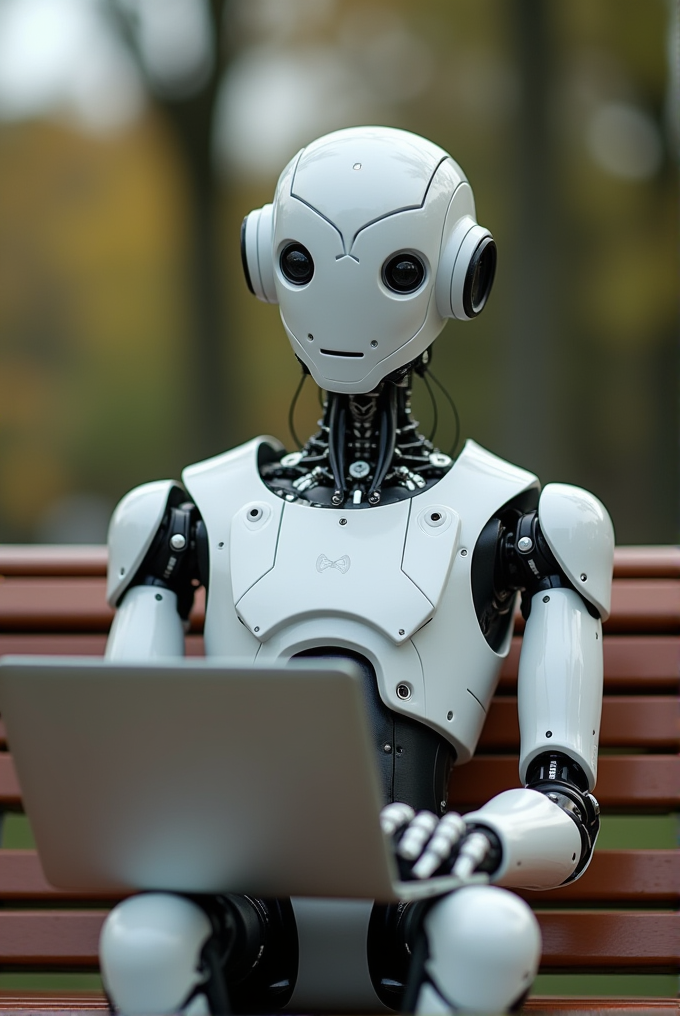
[537,483,615,620]
[107,480,185,607]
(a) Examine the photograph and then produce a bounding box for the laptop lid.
[0,657,482,902]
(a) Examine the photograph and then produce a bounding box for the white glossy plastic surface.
[235,496,446,645]
[105,586,185,661]
[419,884,541,1013]
[100,893,211,1016]
[243,203,276,303]
[244,126,494,393]
[538,482,615,619]
[185,436,537,761]
[107,480,177,607]
[464,787,582,889]
[518,587,603,787]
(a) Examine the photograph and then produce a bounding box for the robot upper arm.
[107,481,207,619]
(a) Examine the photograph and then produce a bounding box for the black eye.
[382,252,426,294]
[280,243,314,285]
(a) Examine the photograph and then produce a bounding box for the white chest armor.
[183,438,538,764]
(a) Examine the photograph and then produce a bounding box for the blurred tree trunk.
[502,0,561,477]
[112,0,231,461]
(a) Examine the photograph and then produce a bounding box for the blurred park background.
[0,0,677,546]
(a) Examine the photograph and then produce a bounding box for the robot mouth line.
[319,348,365,358]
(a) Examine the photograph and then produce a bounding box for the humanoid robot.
[99,126,615,1015]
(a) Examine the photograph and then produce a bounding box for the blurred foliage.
[0,0,676,542]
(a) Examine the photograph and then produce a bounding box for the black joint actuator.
[526,751,600,883]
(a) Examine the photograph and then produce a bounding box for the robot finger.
[380,802,416,837]
[410,813,467,879]
[451,831,491,880]
[396,811,439,861]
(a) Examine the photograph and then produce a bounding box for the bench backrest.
[0,545,676,988]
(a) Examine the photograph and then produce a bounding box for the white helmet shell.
[242,126,496,394]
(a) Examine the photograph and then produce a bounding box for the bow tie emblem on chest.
[316,554,351,575]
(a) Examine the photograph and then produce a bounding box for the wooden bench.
[0,545,676,1014]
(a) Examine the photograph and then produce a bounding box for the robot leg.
[410,885,541,1014]
[99,893,224,1016]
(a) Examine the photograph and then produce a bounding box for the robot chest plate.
[230,497,460,645]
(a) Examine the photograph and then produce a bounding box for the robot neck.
[325,380,423,506]
[261,373,452,508]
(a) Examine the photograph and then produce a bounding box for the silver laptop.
[0,657,484,902]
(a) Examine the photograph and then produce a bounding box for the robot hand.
[380,803,501,881]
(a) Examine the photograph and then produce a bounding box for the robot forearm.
[105,585,185,660]
[518,587,603,787]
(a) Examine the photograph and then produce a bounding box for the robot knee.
[419,885,541,1013]
[99,893,214,1016]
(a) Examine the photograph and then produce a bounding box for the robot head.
[241,126,496,394]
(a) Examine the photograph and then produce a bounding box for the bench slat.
[1,578,677,636]
[605,580,680,634]
[0,635,675,695]
[479,697,680,751]
[0,996,673,1016]
[499,635,680,691]
[452,755,680,811]
[0,910,674,970]
[516,849,680,904]
[0,755,677,813]
[612,546,680,578]
[0,545,675,579]
[525,1002,680,1016]
[538,911,680,969]
[0,634,205,657]
[0,548,107,578]
[0,582,205,634]
[0,852,122,902]
[0,849,675,906]
[0,912,105,966]
[0,992,108,1012]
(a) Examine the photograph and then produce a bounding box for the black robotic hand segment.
[380,803,501,881]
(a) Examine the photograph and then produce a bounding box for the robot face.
[242,127,496,394]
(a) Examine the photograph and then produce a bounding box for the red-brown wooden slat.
[0,577,677,638]
[0,910,674,971]
[537,911,680,969]
[479,697,680,751]
[612,546,680,579]
[512,579,680,637]
[0,755,677,814]
[0,996,665,1016]
[516,849,680,905]
[0,754,22,806]
[0,632,675,693]
[0,852,124,902]
[0,911,106,966]
[498,635,680,692]
[0,544,674,580]
[0,848,674,906]
[0,580,112,633]
[0,991,109,1011]
[0,548,107,578]
[524,1000,680,1014]
[451,755,680,811]
[3,755,677,813]
[0,993,674,1015]
[605,580,680,634]
[0,581,205,633]
[0,633,204,657]
[6,996,672,1015]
